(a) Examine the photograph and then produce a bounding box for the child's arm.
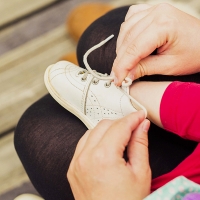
[130,81,171,127]
[130,81,200,142]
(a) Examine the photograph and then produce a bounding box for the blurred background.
[0,0,200,199]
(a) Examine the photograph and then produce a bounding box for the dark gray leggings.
[14,6,198,200]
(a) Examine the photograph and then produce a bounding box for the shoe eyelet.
[104,82,111,88]
[81,77,87,82]
[76,70,86,76]
[92,79,99,85]
[78,71,85,75]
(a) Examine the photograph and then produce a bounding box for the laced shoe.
[44,35,147,129]
[14,194,44,200]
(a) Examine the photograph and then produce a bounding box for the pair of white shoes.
[44,35,146,129]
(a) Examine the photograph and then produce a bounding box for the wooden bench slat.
[0,0,56,27]
[0,25,76,134]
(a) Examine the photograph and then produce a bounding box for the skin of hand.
[67,111,151,200]
[112,3,200,85]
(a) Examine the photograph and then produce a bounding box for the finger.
[98,111,146,157]
[83,120,114,150]
[70,120,117,168]
[116,8,154,60]
[125,4,152,21]
[117,4,152,52]
[134,54,176,79]
[113,21,170,85]
[127,119,150,172]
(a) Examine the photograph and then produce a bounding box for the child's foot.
[14,193,44,200]
[44,60,146,129]
[44,36,146,129]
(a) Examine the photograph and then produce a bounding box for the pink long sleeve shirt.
[151,81,200,191]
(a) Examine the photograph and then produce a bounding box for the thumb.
[127,119,150,172]
[134,54,175,79]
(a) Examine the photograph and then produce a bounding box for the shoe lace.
[81,35,147,117]
[79,70,112,86]
[82,34,132,87]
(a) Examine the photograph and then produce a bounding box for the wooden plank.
[0,0,73,56]
[0,25,76,134]
[0,0,115,56]
[0,0,56,27]
[0,132,29,194]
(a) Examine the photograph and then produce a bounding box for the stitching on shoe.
[119,94,125,117]
[64,66,83,91]
[86,90,101,118]
[50,72,66,81]
[83,77,94,115]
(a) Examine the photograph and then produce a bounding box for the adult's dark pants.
[14,6,199,200]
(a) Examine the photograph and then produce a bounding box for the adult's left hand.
[67,111,151,200]
[112,3,200,85]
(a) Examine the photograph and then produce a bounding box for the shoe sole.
[44,64,95,129]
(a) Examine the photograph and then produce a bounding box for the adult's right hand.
[67,111,151,200]
[112,3,200,85]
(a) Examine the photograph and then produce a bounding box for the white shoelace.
[83,34,132,87]
[82,35,147,117]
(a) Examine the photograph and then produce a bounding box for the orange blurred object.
[61,3,113,65]
[59,52,78,65]
[67,3,113,42]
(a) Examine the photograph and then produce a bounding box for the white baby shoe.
[44,35,146,129]
[14,193,44,200]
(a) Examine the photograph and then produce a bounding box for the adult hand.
[67,111,151,200]
[112,3,200,85]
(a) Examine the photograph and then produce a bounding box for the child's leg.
[77,5,197,178]
[130,81,171,127]
[130,81,200,190]
[130,81,200,142]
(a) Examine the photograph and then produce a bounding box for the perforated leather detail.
[86,105,123,123]
[100,107,121,118]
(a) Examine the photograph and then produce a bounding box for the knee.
[14,99,40,156]
[14,95,53,155]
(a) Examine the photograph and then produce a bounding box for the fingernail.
[128,73,135,81]
[110,71,118,85]
[142,119,150,132]
[114,76,118,86]
[110,71,115,78]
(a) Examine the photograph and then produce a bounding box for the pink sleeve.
[160,81,200,142]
